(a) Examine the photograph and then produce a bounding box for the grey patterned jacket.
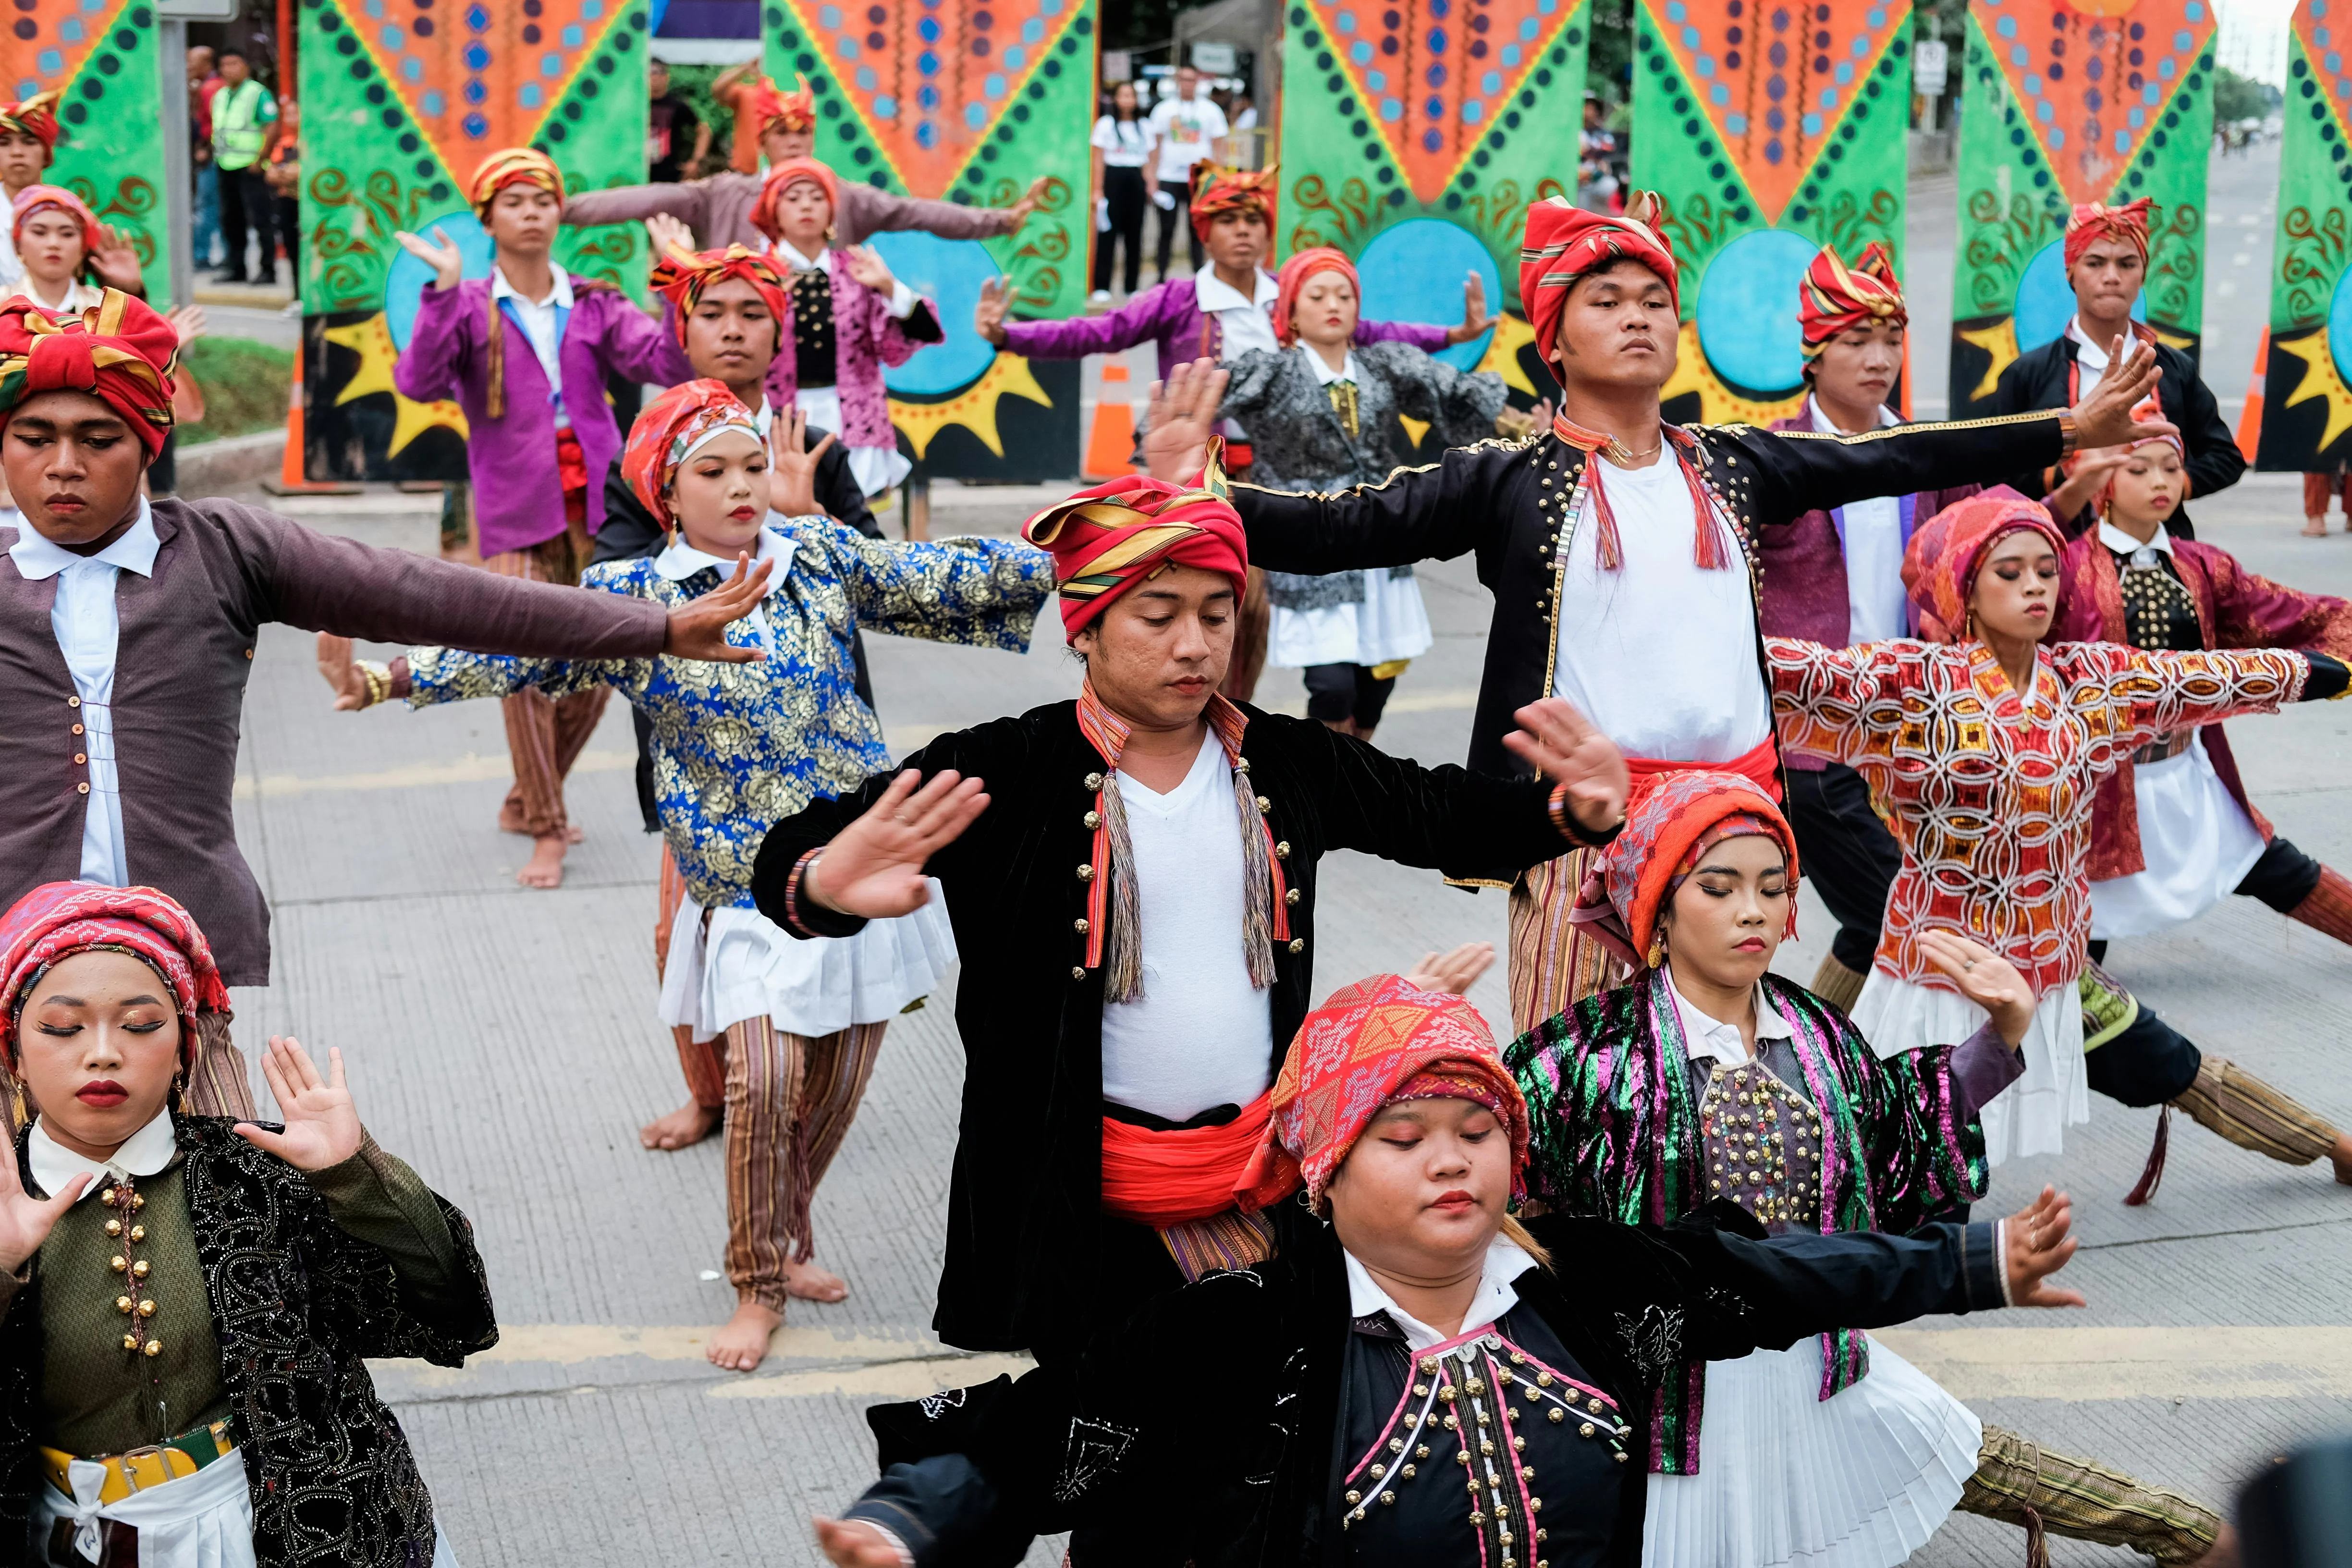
[1223,341,1508,610]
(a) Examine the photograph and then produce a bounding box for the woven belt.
[40,1420,233,1506]
[2132,730,2194,766]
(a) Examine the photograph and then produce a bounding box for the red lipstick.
[75,1079,129,1108]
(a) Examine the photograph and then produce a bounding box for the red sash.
[1625,735,1781,805]
[555,427,589,526]
[1101,1091,1274,1227]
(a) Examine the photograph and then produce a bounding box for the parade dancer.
[1143,192,2179,1034]
[743,158,944,500]
[751,473,1632,1372]
[1760,242,1977,1012]
[1220,246,1515,739]
[1989,199,2243,534]
[318,379,1052,1370]
[1767,492,2352,1185]
[809,971,2088,1568]
[1508,772,2238,1568]
[0,289,769,1124]
[0,92,64,291]
[8,185,149,314]
[0,882,497,1568]
[392,148,690,889]
[561,74,1046,252]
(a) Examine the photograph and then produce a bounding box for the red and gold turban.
[1519,191,1677,382]
[1273,246,1357,349]
[1798,240,1907,359]
[1235,973,1530,1212]
[468,147,564,218]
[1187,159,1278,242]
[1901,489,2068,645]
[0,882,229,1072]
[1569,770,1798,970]
[747,72,817,135]
[649,243,790,349]
[1022,473,1250,636]
[621,378,763,533]
[2064,197,2153,270]
[11,183,100,253]
[0,289,178,458]
[750,157,841,241]
[0,90,61,160]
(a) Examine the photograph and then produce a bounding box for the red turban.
[750,158,841,242]
[0,882,229,1072]
[2064,198,2153,270]
[1798,240,1907,359]
[1519,191,1677,383]
[1901,489,2068,645]
[748,73,817,135]
[1187,160,1278,242]
[1273,246,1357,349]
[1569,769,1798,970]
[0,90,60,160]
[0,289,179,458]
[1234,973,1530,1213]
[468,147,564,217]
[649,243,790,350]
[621,378,763,533]
[1022,473,1250,636]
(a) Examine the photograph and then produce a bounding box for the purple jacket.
[765,255,942,452]
[393,277,689,558]
[563,172,1023,252]
[1759,404,1977,769]
[1003,274,1451,380]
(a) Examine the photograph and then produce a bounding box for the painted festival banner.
[2254,0,2352,470]
[766,0,1094,480]
[298,0,651,481]
[1946,0,2216,417]
[1,0,169,301]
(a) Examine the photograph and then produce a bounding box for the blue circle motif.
[869,231,1004,396]
[2327,265,2352,386]
[1693,225,1818,393]
[1352,217,1499,371]
[386,211,496,353]
[2014,238,2144,352]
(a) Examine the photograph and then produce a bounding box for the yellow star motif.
[1664,320,1806,426]
[889,353,1054,461]
[1476,313,1542,401]
[2275,328,2352,456]
[1957,318,2022,403]
[322,313,469,458]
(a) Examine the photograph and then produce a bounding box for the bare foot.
[2331,1131,2352,1187]
[2304,518,2330,538]
[2191,1521,2241,1568]
[707,1299,782,1372]
[640,1100,722,1151]
[565,823,586,845]
[516,834,567,888]
[784,1258,850,1303]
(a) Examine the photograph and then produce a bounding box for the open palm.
[236,1037,363,1172]
[0,1132,86,1273]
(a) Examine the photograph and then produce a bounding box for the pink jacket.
[770,254,942,452]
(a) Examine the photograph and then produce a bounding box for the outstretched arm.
[803,522,1053,648]
[839,177,1045,244]
[2102,645,2347,752]
[1765,636,1907,766]
[561,177,720,237]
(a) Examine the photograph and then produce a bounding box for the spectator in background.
[1231,93,1258,131]
[1577,93,1620,212]
[710,58,769,174]
[1148,65,1227,278]
[188,45,224,270]
[210,47,279,286]
[648,59,709,183]
[267,97,302,299]
[2303,466,2351,537]
[1090,81,1154,303]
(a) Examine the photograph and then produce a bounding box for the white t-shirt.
[1092,115,1154,169]
[1809,396,1909,644]
[1550,453,1775,763]
[1098,735,1274,1122]
[1149,93,1229,184]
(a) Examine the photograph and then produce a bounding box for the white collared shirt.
[21,278,101,316]
[1666,974,1796,1067]
[2065,316,2111,406]
[652,522,795,656]
[9,499,160,887]
[490,264,576,428]
[2099,518,2174,567]
[28,1109,177,1201]
[1194,266,1281,362]
[1345,1234,1542,1351]
[1810,395,1910,643]
[769,239,919,319]
[1302,344,1360,386]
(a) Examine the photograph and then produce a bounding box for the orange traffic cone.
[2235,326,2268,463]
[1084,359,1139,479]
[263,341,359,495]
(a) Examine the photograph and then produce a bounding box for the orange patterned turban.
[468,147,564,217]
[1022,473,1250,636]
[2064,198,2153,269]
[1798,240,1907,358]
[1187,159,1278,241]
[0,289,179,457]
[1519,191,1677,381]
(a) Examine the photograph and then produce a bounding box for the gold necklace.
[1603,437,1664,464]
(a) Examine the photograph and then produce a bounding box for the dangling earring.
[171,1071,188,1115]
[8,1076,26,1131]
[824,222,837,245]
[1645,927,1667,970]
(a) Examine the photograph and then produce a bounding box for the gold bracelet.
[356,660,391,710]
[2055,409,2079,460]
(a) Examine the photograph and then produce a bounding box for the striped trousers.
[1508,847,1632,1036]
[724,1016,889,1311]
[483,512,610,840]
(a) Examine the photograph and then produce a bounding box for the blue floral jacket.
[405,515,1052,907]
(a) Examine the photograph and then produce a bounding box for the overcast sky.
[2216,0,2295,87]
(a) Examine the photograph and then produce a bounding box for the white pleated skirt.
[1850,970,2086,1165]
[1642,1336,1983,1568]
[659,888,956,1041]
[1268,570,1434,669]
[793,385,913,497]
[2089,734,2268,939]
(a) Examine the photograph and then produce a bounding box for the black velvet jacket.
[1989,336,2241,536]
[843,1209,2012,1568]
[750,701,1606,1353]
[0,1117,498,1568]
[1227,412,2069,874]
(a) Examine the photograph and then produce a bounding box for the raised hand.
[840,245,896,294]
[166,304,209,347]
[803,768,991,919]
[314,633,375,710]
[770,406,838,519]
[88,224,146,294]
[1918,930,2036,1047]
[812,1518,912,1568]
[1501,698,1629,835]
[2069,335,2175,449]
[1005,175,1050,227]
[395,225,466,292]
[1446,270,1501,345]
[644,212,696,263]
[2042,448,2133,524]
[2001,1185,2086,1308]
[663,553,778,664]
[1404,942,1495,996]
[974,277,1011,345]
[235,1037,364,1173]
[1141,357,1229,481]
[0,1125,88,1274]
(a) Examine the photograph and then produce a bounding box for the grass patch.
[180,336,293,442]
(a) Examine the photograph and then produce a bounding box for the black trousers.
[217,166,278,282]
[1093,165,1148,294]
[1303,662,1398,731]
[1152,178,1201,277]
[273,194,300,281]
[2086,835,2325,964]
[1785,762,1903,974]
[2085,1006,2203,1106]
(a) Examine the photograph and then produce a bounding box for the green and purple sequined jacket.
[1505,968,1993,1475]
